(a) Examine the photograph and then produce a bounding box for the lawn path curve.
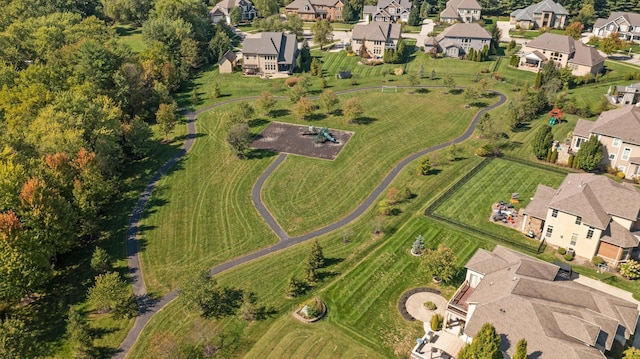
[114,87,506,358]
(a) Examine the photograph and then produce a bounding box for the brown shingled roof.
[573,118,595,137]
[524,184,556,220]
[590,106,640,146]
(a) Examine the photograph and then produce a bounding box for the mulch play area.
[251,122,353,160]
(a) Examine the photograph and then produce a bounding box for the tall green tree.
[308,240,325,269]
[343,97,363,122]
[512,338,528,359]
[318,89,340,114]
[285,13,304,37]
[253,0,280,16]
[257,90,276,116]
[66,307,94,359]
[311,19,334,51]
[422,244,457,282]
[600,32,625,55]
[87,272,135,318]
[226,123,252,158]
[532,124,553,160]
[459,323,502,359]
[0,317,32,359]
[179,270,243,318]
[575,136,604,171]
[488,23,501,55]
[156,102,179,140]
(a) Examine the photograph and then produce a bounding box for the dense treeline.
[0,0,223,355]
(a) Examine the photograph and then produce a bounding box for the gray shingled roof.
[595,12,640,29]
[590,106,640,146]
[352,21,401,42]
[525,184,556,219]
[548,173,640,227]
[600,220,640,248]
[440,0,481,19]
[286,0,342,9]
[463,246,638,358]
[212,0,254,13]
[241,32,297,64]
[377,0,411,11]
[570,43,605,67]
[218,50,237,65]
[525,32,575,54]
[436,23,491,41]
[573,118,594,137]
[511,0,568,20]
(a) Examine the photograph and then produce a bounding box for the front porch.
[411,329,465,359]
[518,51,546,73]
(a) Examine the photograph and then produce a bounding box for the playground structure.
[548,108,564,126]
[302,125,339,144]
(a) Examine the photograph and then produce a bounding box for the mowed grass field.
[138,109,279,296]
[432,158,566,245]
[114,25,146,53]
[128,154,493,359]
[262,89,500,236]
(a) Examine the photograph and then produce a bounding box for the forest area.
[0,0,234,357]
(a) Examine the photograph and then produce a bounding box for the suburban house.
[445,246,638,358]
[423,23,491,58]
[572,106,640,178]
[522,173,640,266]
[218,50,237,74]
[351,22,402,59]
[518,33,605,76]
[362,0,412,23]
[241,32,298,76]
[209,0,257,24]
[439,0,482,24]
[593,12,640,41]
[284,0,344,21]
[510,0,569,29]
[606,83,640,106]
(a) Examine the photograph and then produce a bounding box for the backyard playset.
[548,108,564,126]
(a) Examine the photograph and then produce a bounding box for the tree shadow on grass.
[450,88,464,95]
[416,88,430,94]
[324,257,344,267]
[427,168,442,176]
[270,109,290,118]
[512,123,532,132]
[469,101,488,108]
[350,116,377,125]
[246,149,278,160]
[248,118,269,128]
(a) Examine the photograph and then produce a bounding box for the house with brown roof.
[362,0,412,23]
[572,106,640,178]
[439,0,482,24]
[445,246,638,358]
[593,12,640,41]
[241,32,298,76]
[209,0,257,24]
[518,33,605,76]
[351,22,402,59]
[510,0,569,29]
[284,0,344,21]
[523,173,640,266]
[423,23,490,58]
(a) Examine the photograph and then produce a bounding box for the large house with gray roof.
[439,0,482,24]
[423,23,490,58]
[351,22,402,59]
[523,173,640,266]
[445,246,638,359]
[593,12,640,41]
[241,32,298,76]
[572,106,640,178]
[284,0,344,21]
[363,0,412,23]
[209,0,257,24]
[510,0,569,29]
[518,32,605,76]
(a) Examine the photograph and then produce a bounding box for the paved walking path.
[113,87,506,358]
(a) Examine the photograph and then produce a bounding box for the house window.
[622,248,631,260]
[609,153,616,160]
[552,209,558,218]
[619,165,626,173]
[612,138,621,147]
[304,5,309,10]
[575,216,582,225]
[575,137,585,148]
[587,227,594,239]
[570,233,578,246]
[374,41,382,45]
[374,47,381,55]
[622,147,632,160]
[546,226,554,237]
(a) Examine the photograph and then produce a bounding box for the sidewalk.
[572,273,640,306]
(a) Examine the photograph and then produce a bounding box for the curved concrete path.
[113,87,506,358]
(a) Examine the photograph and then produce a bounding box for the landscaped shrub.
[564,253,574,261]
[475,145,492,157]
[431,313,444,331]
[620,260,640,280]
[424,301,437,310]
[285,77,298,87]
[394,67,404,76]
[592,256,605,267]
[617,171,625,179]
[567,154,575,168]
[557,247,566,255]
[606,165,618,174]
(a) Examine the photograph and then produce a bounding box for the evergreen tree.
[459,323,502,359]
[67,307,94,359]
[342,0,356,22]
[468,48,476,61]
[90,247,112,274]
[285,275,305,297]
[304,262,318,283]
[576,136,604,171]
[532,125,553,160]
[308,240,325,269]
[408,6,421,26]
[534,71,542,89]
[513,338,528,359]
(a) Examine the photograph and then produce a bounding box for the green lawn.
[128,152,494,358]
[262,89,500,236]
[114,25,146,53]
[432,158,566,248]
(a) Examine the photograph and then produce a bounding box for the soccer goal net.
[381,86,398,93]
